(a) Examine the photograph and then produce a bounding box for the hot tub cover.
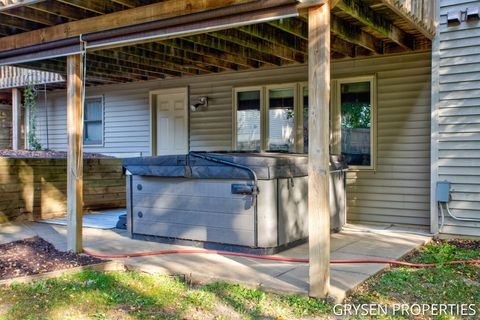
[123,152,306,180]
[123,152,347,180]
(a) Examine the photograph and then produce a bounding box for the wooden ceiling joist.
[183,34,283,67]
[27,0,96,20]
[0,0,433,85]
[211,29,304,63]
[0,0,44,12]
[336,0,414,50]
[0,0,256,51]
[161,38,260,69]
[1,6,66,25]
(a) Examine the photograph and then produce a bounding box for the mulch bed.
[443,239,480,250]
[0,149,113,159]
[0,237,104,280]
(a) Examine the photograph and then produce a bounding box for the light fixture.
[190,96,208,112]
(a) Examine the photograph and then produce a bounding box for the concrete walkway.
[0,222,430,301]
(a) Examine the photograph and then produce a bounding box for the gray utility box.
[123,152,347,254]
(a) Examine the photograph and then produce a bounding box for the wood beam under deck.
[120,44,222,74]
[91,48,208,76]
[161,38,260,69]
[269,16,381,54]
[27,0,97,20]
[1,6,68,26]
[336,0,414,50]
[0,0,255,51]
[182,34,283,67]
[211,28,305,63]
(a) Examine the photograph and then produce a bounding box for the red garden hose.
[82,248,480,268]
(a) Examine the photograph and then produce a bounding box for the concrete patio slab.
[0,221,431,302]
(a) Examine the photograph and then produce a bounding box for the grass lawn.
[0,239,478,319]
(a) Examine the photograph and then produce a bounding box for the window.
[84,97,104,145]
[267,86,295,152]
[336,77,375,169]
[235,89,261,151]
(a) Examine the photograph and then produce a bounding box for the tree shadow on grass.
[3,271,189,320]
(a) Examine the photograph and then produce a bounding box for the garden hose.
[82,248,480,268]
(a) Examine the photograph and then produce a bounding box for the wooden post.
[66,54,84,253]
[308,2,331,298]
[12,88,22,150]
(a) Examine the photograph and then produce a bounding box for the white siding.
[36,52,432,227]
[432,0,480,236]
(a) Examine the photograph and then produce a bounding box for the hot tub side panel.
[278,176,309,245]
[130,176,256,246]
[256,179,278,248]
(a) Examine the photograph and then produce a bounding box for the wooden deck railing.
[381,0,436,39]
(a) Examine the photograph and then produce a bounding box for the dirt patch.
[0,237,104,280]
[0,149,113,159]
[444,239,480,250]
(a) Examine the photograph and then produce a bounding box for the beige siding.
[433,0,480,236]
[36,52,432,227]
[334,53,432,227]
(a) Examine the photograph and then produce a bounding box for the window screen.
[236,90,261,151]
[267,87,295,152]
[84,97,103,145]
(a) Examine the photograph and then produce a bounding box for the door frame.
[149,87,189,156]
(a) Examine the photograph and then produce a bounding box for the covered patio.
[0,0,435,299]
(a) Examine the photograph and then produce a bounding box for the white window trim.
[334,75,377,171]
[83,95,104,147]
[232,86,264,151]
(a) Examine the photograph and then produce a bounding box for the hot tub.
[123,152,346,254]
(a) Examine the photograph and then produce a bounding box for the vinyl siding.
[433,0,480,236]
[36,52,432,227]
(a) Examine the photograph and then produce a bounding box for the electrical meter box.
[436,181,450,202]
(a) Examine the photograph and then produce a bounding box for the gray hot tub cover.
[122,152,347,180]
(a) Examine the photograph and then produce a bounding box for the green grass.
[0,271,330,320]
[347,239,480,319]
[0,239,478,319]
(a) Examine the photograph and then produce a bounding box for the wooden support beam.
[11,87,22,151]
[66,54,84,253]
[0,0,252,51]
[308,3,330,298]
[336,0,414,50]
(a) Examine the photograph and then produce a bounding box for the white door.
[154,89,188,155]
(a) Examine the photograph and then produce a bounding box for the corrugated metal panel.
[36,52,432,227]
[432,0,480,236]
[0,66,64,89]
